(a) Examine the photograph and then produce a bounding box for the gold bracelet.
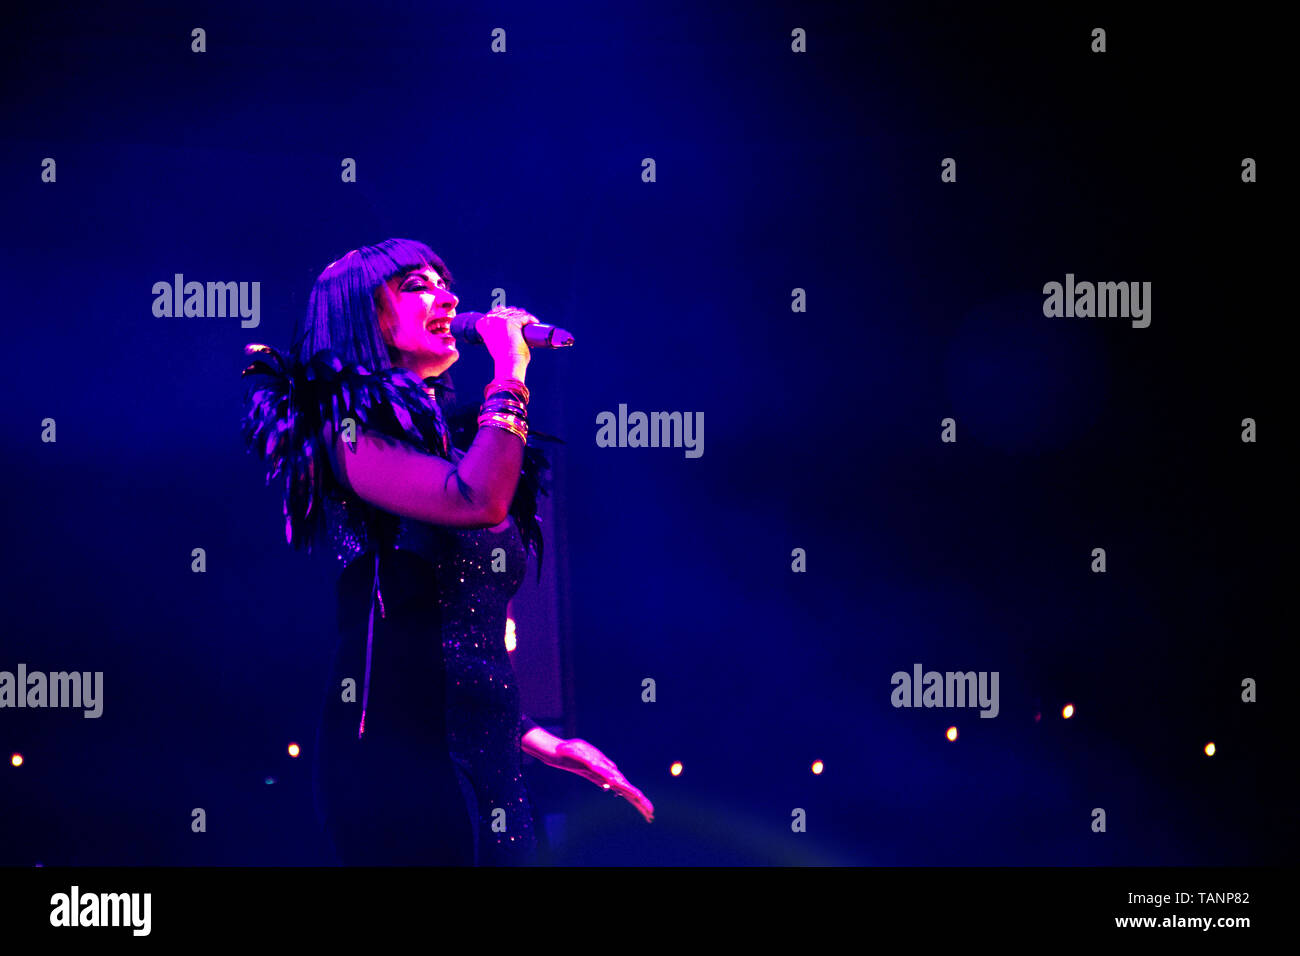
[478,411,527,431]
[478,421,527,442]
[481,397,528,418]
[478,416,528,442]
[485,378,530,404]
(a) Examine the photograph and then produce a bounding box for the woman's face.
[378,266,460,378]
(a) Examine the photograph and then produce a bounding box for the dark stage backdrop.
[0,1,1286,867]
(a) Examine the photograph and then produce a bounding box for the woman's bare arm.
[325,411,525,529]
[325,311,534,528]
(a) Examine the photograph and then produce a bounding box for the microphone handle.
[450,312,574,349]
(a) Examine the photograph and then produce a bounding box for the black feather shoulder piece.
[444,402,564,583]
[240,343,453,553]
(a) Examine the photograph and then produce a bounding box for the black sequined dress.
[312,480,540,866]
[240,346,552,866]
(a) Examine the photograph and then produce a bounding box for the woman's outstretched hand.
[547,738,654,823]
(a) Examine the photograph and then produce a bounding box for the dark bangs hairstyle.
[293,237,455,372]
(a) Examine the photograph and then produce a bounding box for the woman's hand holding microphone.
[475,306,540,381]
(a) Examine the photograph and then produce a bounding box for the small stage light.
[10,753,22,768]
[670,761,683,776]
[1204,742,1216,757]
[1062,703,1075,719]
[811,760,824,774]
[946,726,958,742]
[287,742,300,758]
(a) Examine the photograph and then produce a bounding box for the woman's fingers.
[488,306,536,322]
[556,738,652,820]
[621,787,654,822]
[606,775,654,819]
[598,772,654,822]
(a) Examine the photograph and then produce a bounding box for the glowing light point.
[811,760,824,775]
[505,617,517,653]
[265,776,276,785]
[946,726,958,742]
[287,742,300,758]
[10,753,22,768]
[670,761,683,776]
[1204,742,1216,757]
[1062,703,1075,719]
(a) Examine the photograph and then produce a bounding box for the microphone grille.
[450,312,484,344]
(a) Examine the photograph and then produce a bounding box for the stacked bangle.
[479,411,528,442]
[482,396,526,418]
[478,379,529,442]
[485,377,529,404]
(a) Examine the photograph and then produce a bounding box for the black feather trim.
[241,344,564,580]
[240,343,453,553]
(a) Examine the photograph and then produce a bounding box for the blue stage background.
[1,2,1285,865]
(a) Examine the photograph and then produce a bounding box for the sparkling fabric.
[315,483,538,865]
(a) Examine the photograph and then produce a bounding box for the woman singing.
[240,238,652,865]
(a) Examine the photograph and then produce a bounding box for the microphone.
[450,312,575,349]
